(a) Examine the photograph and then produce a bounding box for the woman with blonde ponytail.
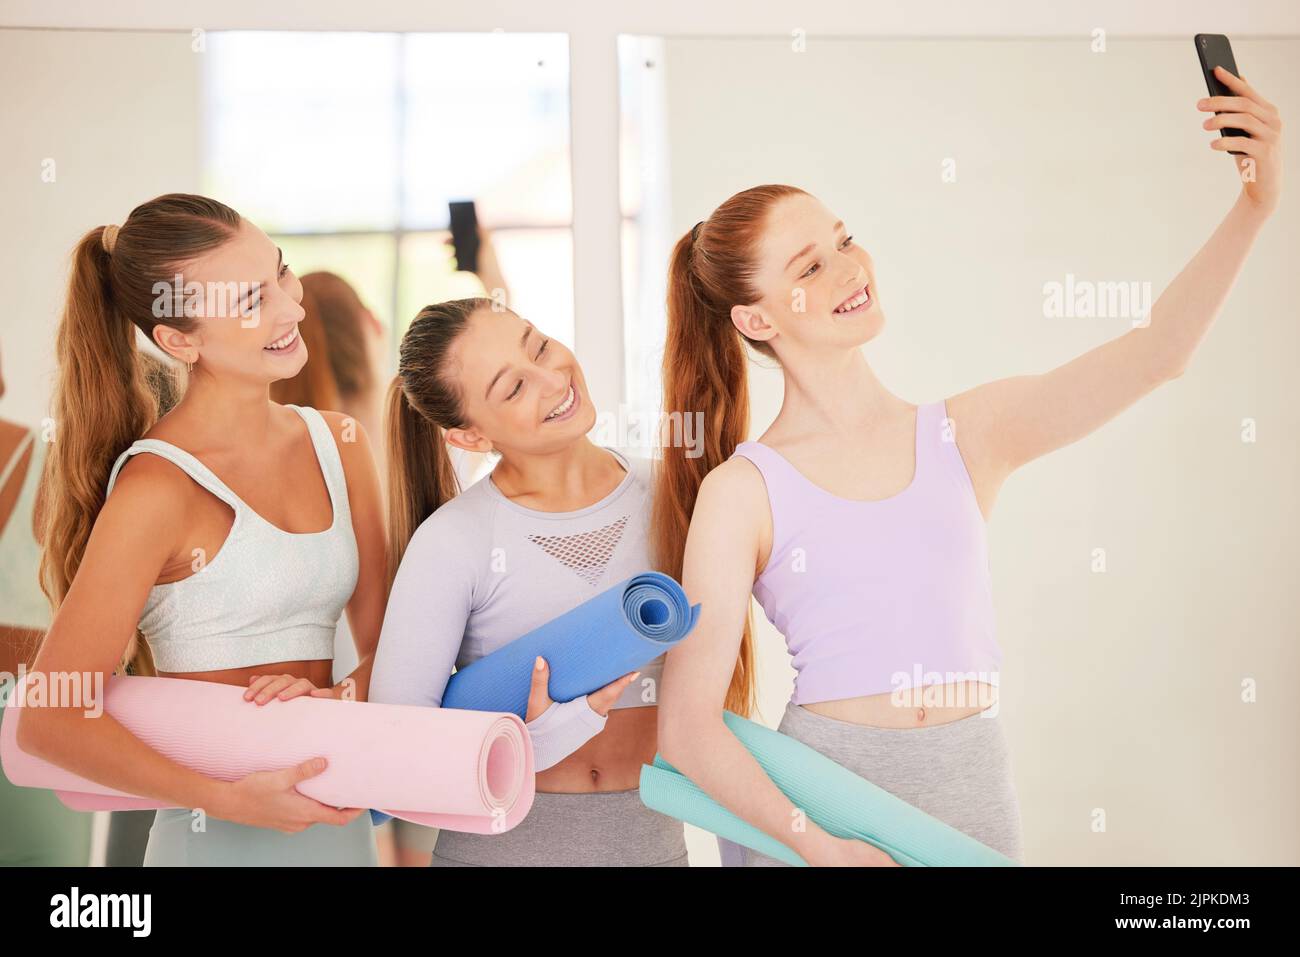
[656,149,1276,861]
[369,298,688,866]
[20,193,390,866]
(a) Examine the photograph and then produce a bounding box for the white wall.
[0,28,201,427]
[642,35,1300,865]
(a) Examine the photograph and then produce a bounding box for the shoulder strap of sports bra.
[911,400,946,475]
[284,404,349,516]
[917,398,980,495]
[729,440,803,501]
[727,439,813,558]
[0,430,36,493]
[105,439,243,513]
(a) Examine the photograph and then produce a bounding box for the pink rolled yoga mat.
[0,673,534,833]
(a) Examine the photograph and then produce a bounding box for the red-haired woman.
[653,69,1281,866]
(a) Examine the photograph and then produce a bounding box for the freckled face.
[748,193,884,351]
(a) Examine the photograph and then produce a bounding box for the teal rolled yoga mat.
[639,710,1018,867]
[442,571,701,718]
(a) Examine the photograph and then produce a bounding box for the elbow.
[656,707,713,771]
[15,701,85,763]
[1161,358,1188,382]
[14,704,54,760]
[1145,356,1186,387]
[657,729,683,769]
[656,704,686,765]
[1134,329,1188,385]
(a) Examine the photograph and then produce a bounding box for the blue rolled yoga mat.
[442,571,701,718]
[639,710,1018,867]
[373,571,698,830]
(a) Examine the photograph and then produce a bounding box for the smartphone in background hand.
[1195,34,1248,156]
[449,200,480,274]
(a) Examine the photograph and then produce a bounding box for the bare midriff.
[535,705,657,793]
[802,680,998,729]
[157,659,334,692]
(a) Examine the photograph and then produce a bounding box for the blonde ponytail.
[39,194,241,674]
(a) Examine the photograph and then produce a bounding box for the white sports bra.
[104,404,359,673]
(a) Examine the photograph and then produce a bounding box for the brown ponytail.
[650,184,807,718]
[39,194,241,674]
[385,297,492,583]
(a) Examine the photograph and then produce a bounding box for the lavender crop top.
[729,399,1002,705]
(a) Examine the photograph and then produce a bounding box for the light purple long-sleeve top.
[368,447,665,770]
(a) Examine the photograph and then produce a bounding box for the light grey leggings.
[724,700,1025,866]
[430,787,689,867]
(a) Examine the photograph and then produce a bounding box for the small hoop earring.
[187,360,193,374]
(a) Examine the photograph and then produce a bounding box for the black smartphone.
[1195,34,1248,156]
[448,200,480,274]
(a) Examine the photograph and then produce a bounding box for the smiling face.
[442,307,596,457]
[732,192,883,354]
[152,218,307,384]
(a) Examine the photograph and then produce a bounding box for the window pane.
[402,34,572,230]
[622,217,664,423]
[490,228,574,345]
[203,31,576,381]
[617,36,672,418]
[395,231,493,337]
[271,233,396,342]
[618,35,668,219]
[396,229,574,348]
[203,32,400,232]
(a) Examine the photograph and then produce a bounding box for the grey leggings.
[430,787,689,867]
[728,700,1025,866]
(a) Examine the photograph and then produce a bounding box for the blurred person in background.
[0,339,94,866]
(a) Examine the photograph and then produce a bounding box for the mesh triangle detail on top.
[527,515,629,587]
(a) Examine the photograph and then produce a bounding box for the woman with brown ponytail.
[19,193,390,865]
[368,298,689,866]
[654,79,1281,867]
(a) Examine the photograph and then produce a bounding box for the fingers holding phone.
[1194,35,1283,215]
[446,199,511,307]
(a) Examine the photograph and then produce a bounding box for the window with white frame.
[201,31,575,372]
[618,35,672,425]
